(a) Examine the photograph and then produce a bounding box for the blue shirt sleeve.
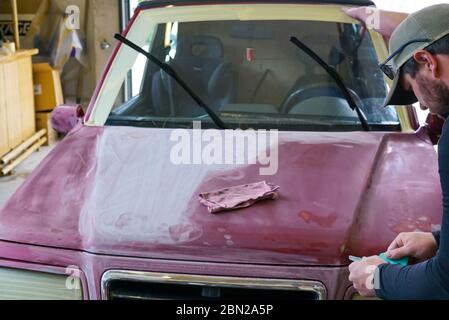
[375,120,449,300]
[433,231,441,247]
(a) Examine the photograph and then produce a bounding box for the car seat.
[152,35,235,117]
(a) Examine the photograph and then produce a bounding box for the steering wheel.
[281,83,363,114]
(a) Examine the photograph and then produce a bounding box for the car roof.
[138,0,376,10]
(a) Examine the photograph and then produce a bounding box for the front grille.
[101,271,326,300]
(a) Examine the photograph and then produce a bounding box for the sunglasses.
[379,38,432,80]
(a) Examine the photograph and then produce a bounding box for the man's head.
[382,4,449,118]
[401,34,449,117]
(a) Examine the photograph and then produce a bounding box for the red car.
[0,0,443,300]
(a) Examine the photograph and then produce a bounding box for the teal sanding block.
[379,253,409,267]
[348,254,409,266]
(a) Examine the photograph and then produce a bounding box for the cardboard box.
[33,63,64,112]
[0,0,42,37]
[35,111,58,146]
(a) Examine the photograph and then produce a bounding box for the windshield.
[92,5,399,132]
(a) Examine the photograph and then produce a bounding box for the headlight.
[0,267,83,300]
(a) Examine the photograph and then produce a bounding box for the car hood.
[0,126,442,266]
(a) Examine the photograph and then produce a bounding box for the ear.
[413,50,439,77]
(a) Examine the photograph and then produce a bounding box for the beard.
[416,75,449,118]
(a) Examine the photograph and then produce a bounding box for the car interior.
[111,19,398,125]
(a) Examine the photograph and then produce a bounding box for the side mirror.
[426,113,445,145]
[51,105,85,134]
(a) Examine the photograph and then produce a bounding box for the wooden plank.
[10,0,20,51]
[3,61,22,148]
[18,57,35,139]
[1,129,46,165]
[1,138,47,176]
[0,49,39,64]
[0,64,9,157]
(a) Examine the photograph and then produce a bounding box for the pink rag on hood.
[199,181,280,214]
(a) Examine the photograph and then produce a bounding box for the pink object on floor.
[51,105,85,134]
[199,181,280,214]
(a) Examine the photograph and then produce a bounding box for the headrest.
[230,22,273,40]
[177,35,224,59]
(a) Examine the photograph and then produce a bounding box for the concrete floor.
[0,146,54,210]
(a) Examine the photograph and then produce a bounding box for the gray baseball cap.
[381,4,449,107]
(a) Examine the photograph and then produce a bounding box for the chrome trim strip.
[101,270,327,300]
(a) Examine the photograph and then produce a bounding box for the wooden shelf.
[0,49,39,64]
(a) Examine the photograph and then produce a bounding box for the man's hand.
[342,7,376,27]
[348,256,385,297]
[342,6,408,41]
[386,232,438,263]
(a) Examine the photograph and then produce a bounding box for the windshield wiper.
[114,33,228,129]
[290,36,370,131]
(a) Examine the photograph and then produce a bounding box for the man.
[343,4,449,299]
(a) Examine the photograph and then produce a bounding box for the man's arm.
[375,258,449,299]
[342,7,408,42]
[376,122,449,299]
